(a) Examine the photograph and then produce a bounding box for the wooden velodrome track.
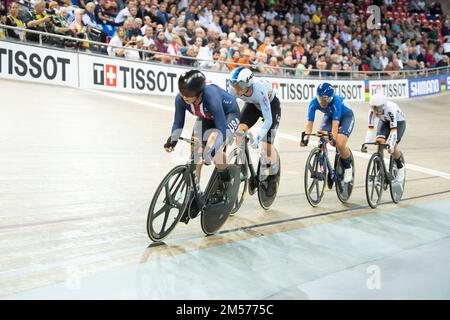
[1,78,450,299]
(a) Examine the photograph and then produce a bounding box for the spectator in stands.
[131,17,142,36]
[166,34,181,64]
[197,39,216,68]
[237,49,252,68]
[5,2,26,41]
[156,2,169,25]
[370,51,384,72]
[115,1,136,25]
[436,54,449,68]
[153,30,171,63]
[227,48,241,71]
[136,0,148,20]
[140,15,152,34]
[380,49,389,69]
[124,35,141,60]
[178,44,199,67]
[25,1,52,42]
[69,8,90,50]
[107,26,125,57]
[142,24,153,47]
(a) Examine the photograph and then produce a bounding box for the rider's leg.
[336,134,353,179]
[260,99,281,174]
[336,112,355,183]
[392,121,406,180]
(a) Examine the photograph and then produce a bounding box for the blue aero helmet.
[317,82,334,103]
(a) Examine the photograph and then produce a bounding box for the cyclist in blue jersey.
[228,67,281,197]
[164,70,240,198]
[300,82,355,183]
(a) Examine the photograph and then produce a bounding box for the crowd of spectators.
[1,0,450,78]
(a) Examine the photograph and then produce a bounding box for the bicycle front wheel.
[147,165,190,242]
[365,154,384,209]
[304,147,326,207]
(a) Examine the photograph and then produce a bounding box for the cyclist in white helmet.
[361,93,406,182]
[228,67,281,197]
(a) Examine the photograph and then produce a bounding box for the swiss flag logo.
[105,65,117,87]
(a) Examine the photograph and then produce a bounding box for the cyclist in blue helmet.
[300,82,355,183]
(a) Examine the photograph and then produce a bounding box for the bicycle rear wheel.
[304,147,326,207]
[228,148,248,215]
[257,150,281,210]
[147,165,190,242]
[365,154,384,209]
[335,151,355,203]
[389,153,405,203]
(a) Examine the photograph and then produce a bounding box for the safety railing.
[1,23,450,80]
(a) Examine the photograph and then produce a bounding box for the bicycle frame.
[304,132,339,183]
[362,142,393,184]
[244,136,258,182]
[179,137,213,212]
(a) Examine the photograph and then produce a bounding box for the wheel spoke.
[170,176,186,199]
[164,183,170,199]
[308,178,317,198]
[370,177,376,200]
[161,209,170,233]
[315,178,320,199]
[153,203,170,219]
[169,172,182,194]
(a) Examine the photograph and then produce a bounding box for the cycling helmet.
[317,82,334,103]
[178,70,206,97]
[369,93,387,112]
[229,67,254,90]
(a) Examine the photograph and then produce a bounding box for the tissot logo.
[93,63,117,87]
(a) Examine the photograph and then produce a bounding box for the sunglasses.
[318,95,333,103]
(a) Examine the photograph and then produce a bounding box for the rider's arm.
[305,121,313,134]
[257,90,273,140]
[204,89,228,150]
[387,110,398,151]
[305,99,318,134]
[365,109,375,142]
[170,95,187,141]
[331,120,339,140]
[302,100,316,143]
[331,96,343,141]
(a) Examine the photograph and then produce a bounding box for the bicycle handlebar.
[178,136,203,147]
[302,131,334,140]
[362,142,389,148]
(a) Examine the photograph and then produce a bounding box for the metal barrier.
[1,23,450,80]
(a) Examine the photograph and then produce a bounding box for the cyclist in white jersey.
[361,93,407,181]
[228,67,281,196]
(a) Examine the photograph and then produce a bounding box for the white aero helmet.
[230,67,254,90]
[369,93,387,112]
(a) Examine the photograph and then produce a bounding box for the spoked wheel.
[389,153,405,203]
[201,165,240,235]
[147,165,190,242]
[228,148,248,215]
[335,150,355,203]
[257,149,281,210]
[365,154,384,208]
[304,147,326,207]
